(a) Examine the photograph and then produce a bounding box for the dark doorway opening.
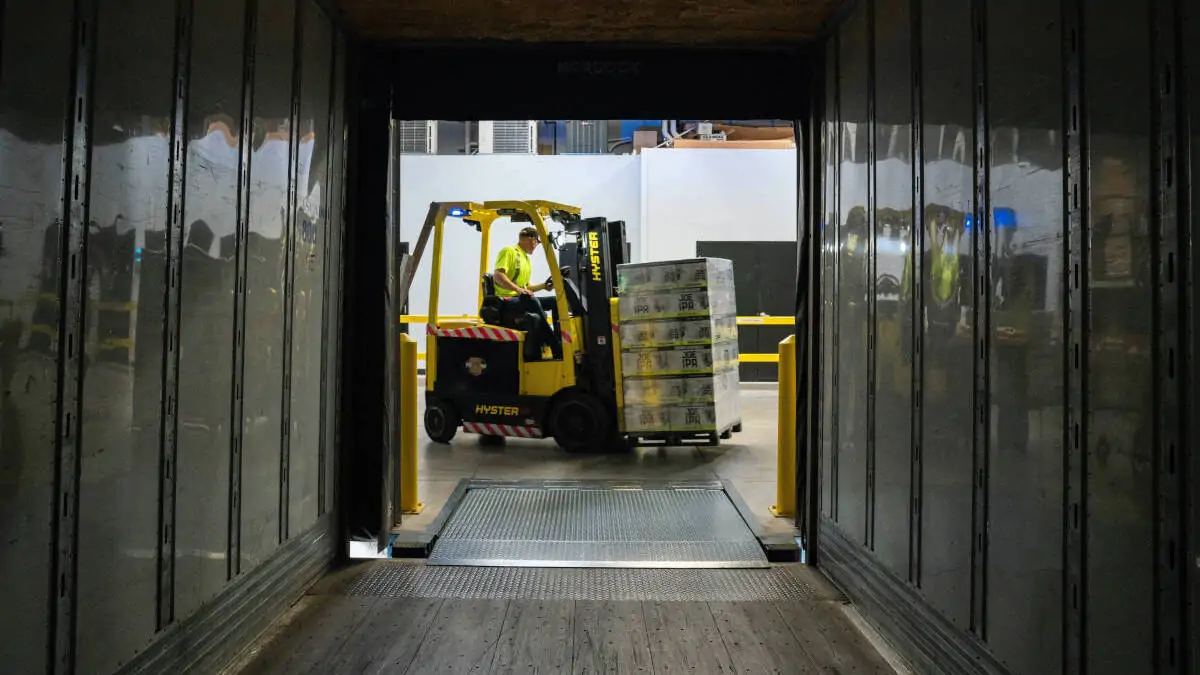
[697,241,797,383]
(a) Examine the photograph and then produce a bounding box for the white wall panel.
[641,148,798,261]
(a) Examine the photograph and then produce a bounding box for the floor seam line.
[772,600,825,673]
[324,596,384,666]
[705,600,739,671]
[569,599,577,675]
[640,600,657,674]
[484,599,512,674]
[398,598,446,675]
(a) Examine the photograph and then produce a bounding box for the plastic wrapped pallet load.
[616,258,741,445]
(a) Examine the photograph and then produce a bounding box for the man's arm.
[493,268,531,295]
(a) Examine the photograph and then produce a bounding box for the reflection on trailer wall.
[815,2,1195,675]
[0,1,346,673]
[0,3,73,674]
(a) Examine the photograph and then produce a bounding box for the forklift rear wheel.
[424,401,459,444]
[549,392,610,453]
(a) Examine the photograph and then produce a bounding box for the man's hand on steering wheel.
[545,266,570,292]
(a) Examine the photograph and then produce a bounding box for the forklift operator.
[493,226,559,358]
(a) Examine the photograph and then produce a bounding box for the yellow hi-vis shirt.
[494,244,531,297]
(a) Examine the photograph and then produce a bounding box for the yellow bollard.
[770,335,797,518]
[399,334,424,514]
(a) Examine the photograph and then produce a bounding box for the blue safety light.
[993,207,1017,229]
[447,207,469,218]
[963,208,1017,232]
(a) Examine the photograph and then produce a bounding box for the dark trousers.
[501,295,559,359]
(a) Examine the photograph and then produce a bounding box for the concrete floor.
[399,382,795,540]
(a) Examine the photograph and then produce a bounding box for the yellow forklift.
[409,200,630,452]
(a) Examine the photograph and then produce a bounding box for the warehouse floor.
[396,382,795,541]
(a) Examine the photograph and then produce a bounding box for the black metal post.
[1062,0,1088,670]
[865,0,878,552]
[52,0,97,670]
[157,0,193,633]
[279,0,304,542]
[228,0,258,580]
[908,0,925,587]
[318,5,339,519]
[969,0,991,640]
[1151,1,1185,672]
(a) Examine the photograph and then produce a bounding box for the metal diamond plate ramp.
[341,562,833,601]
[426,485,768,568]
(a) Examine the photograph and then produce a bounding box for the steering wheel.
[545,266,572,291]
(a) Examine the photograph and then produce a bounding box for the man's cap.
[519,226,539,239]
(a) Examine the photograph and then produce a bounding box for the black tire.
[424,400,459,444]
[548,391,611,453]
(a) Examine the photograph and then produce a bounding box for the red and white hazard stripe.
[561,331,573,344]
[427,325,522,341]
[462,422,543,438]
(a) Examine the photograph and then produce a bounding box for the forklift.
[409,200,630,452]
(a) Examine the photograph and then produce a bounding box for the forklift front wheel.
[548,391,610,453]
[424,401,459,444]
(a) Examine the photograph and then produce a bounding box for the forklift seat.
[479,273,503,326]
[479,273,554,360]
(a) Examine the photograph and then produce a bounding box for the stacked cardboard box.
[616,258,741,439]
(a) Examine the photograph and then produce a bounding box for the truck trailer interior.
[0,0,1196,674]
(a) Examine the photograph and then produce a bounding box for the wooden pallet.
[627,420,742,448]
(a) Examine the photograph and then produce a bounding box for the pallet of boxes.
[616,258,742,446]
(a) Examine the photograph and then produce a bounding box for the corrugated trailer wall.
[0,1,347,673]
[812,1,1197,674]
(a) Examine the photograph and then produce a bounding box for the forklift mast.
[565,217,627,405]
[606,220,631,283]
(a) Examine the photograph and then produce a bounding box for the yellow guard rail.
[770,335,797,518]
[398,334,423,514]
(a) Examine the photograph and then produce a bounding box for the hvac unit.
[478,120,538,154]
[396,120,438,154]
[566,120,608,154]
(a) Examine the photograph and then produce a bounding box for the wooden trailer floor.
[228,561,898,674]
